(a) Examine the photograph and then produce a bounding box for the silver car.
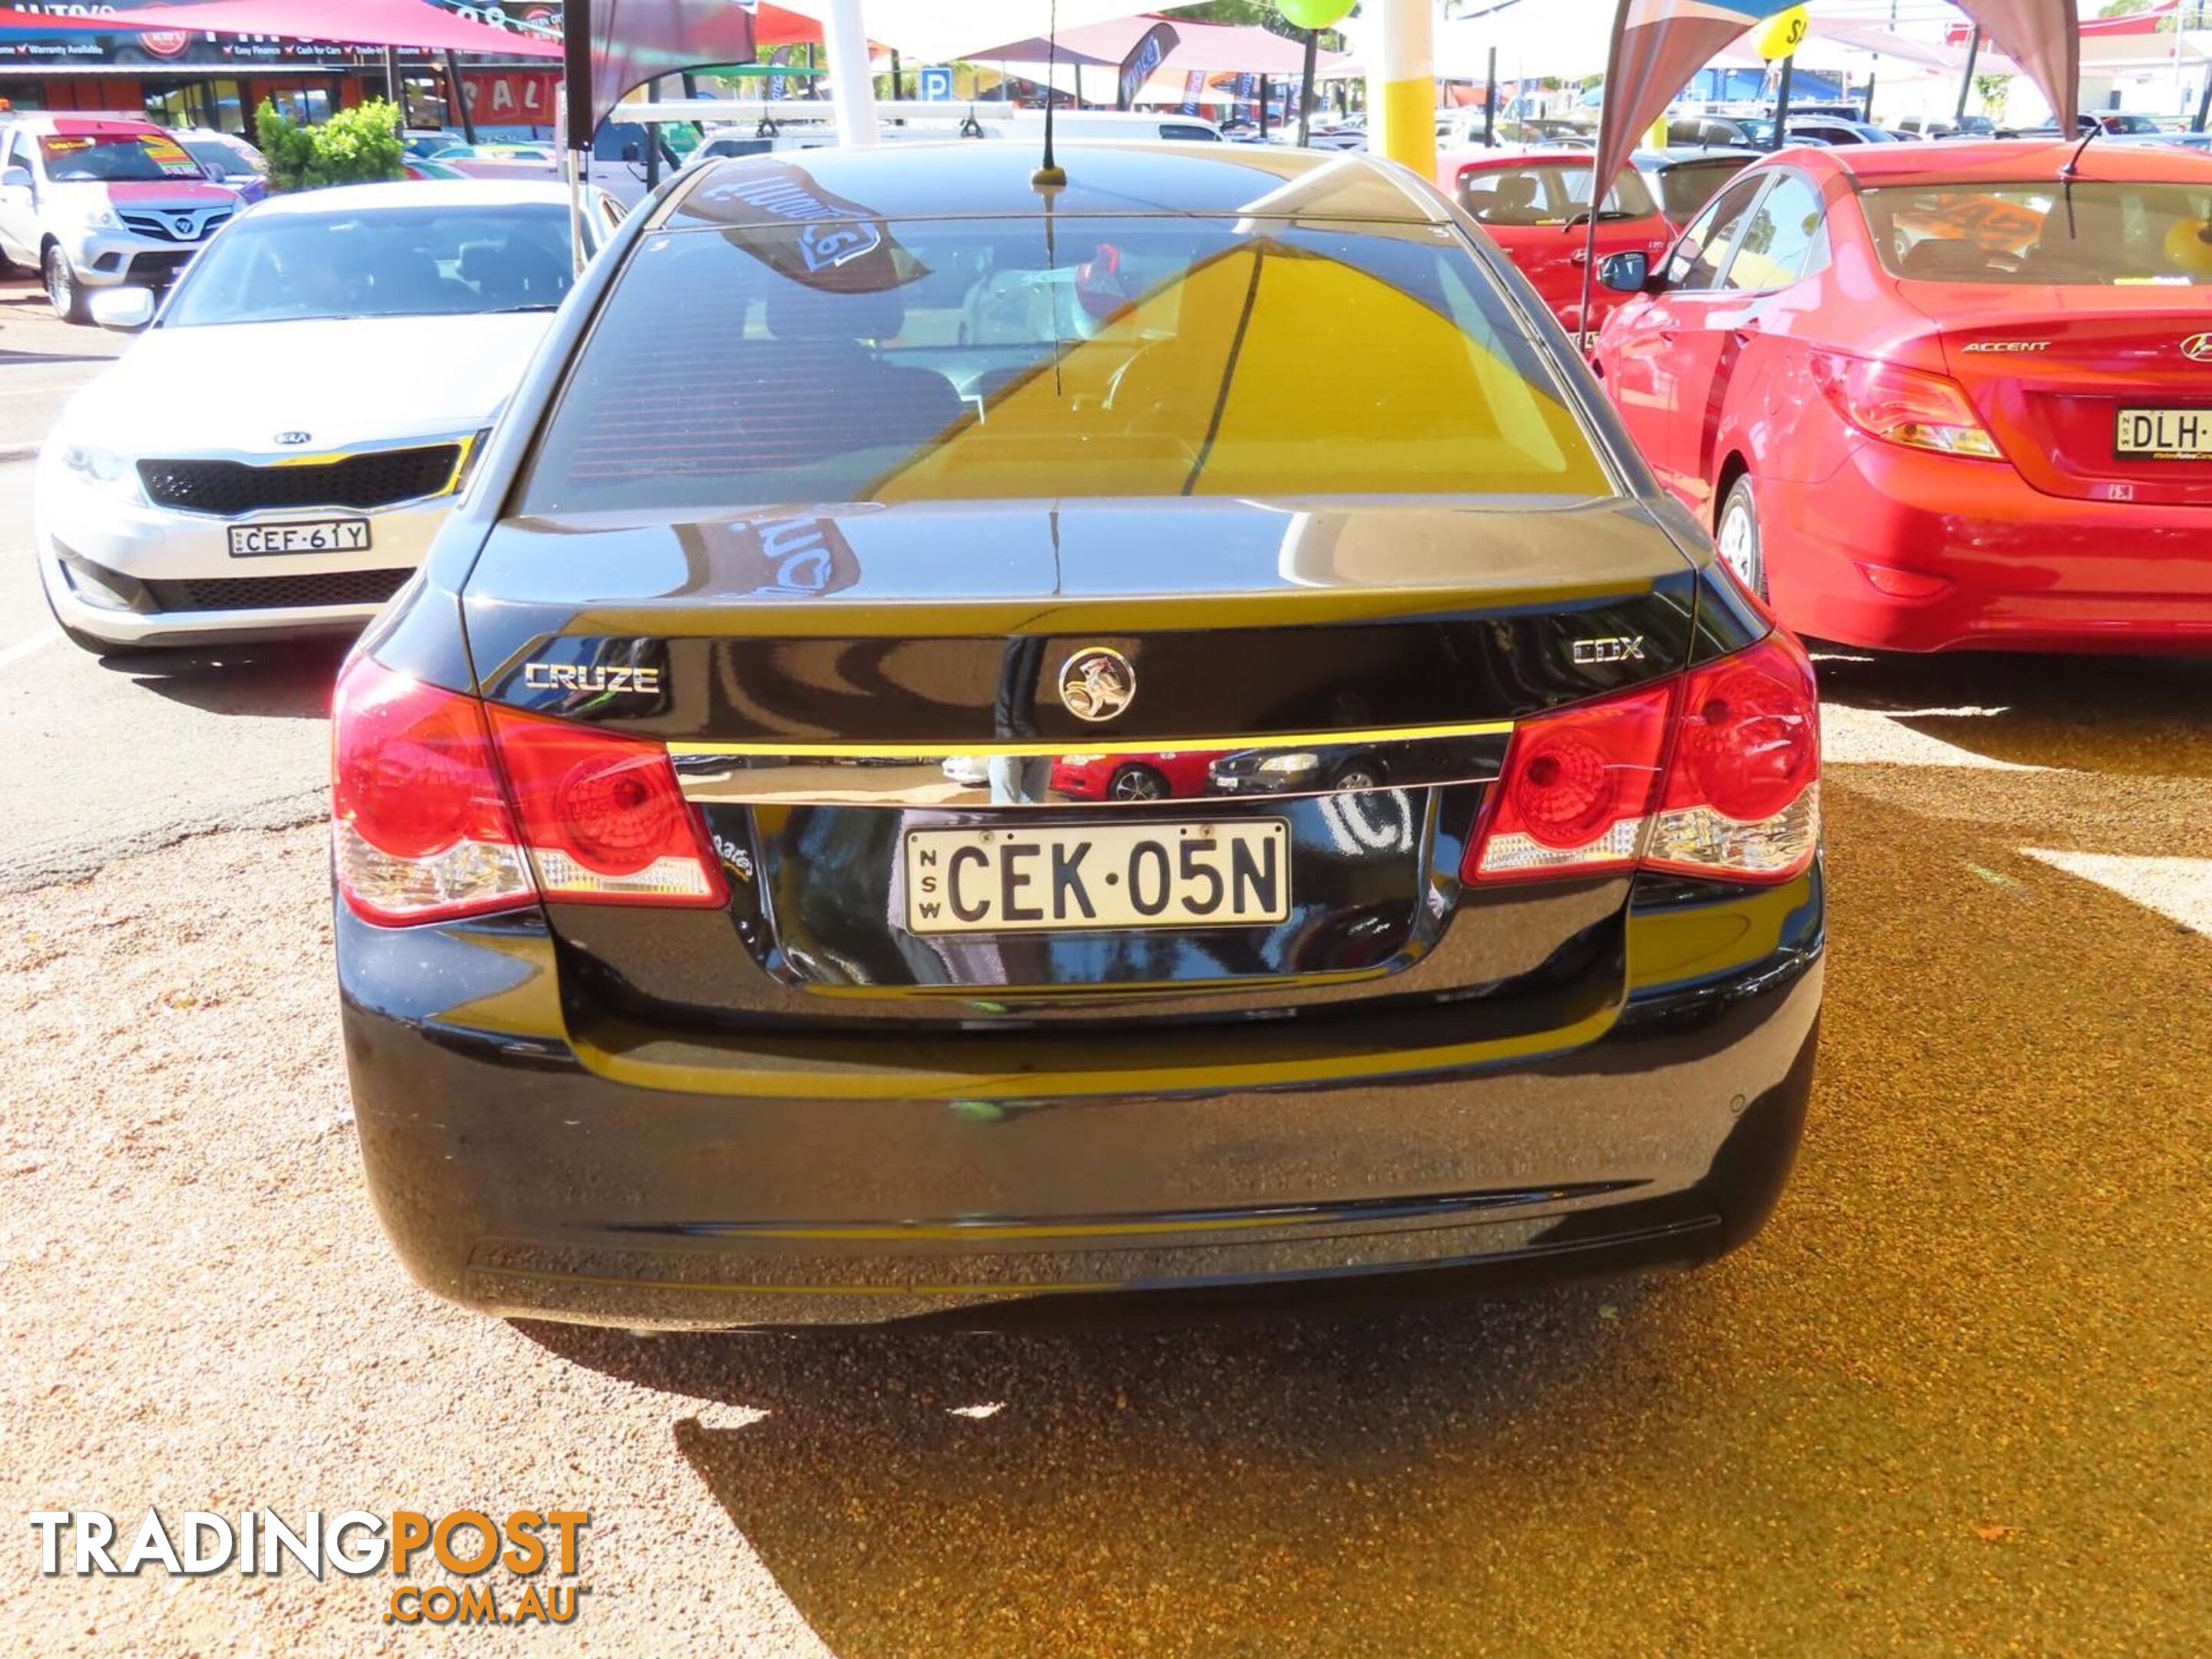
[36,180,614,654]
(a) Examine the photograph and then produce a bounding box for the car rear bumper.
[338,866,1825,1329]
[1767,444,2212,653]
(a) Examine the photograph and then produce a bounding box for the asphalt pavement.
[2,309,2210,1656]
[0,277,127,459]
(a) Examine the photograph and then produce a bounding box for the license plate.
[227,519,372,557]
[903,820,1290,935]
[2115,408,2212,460]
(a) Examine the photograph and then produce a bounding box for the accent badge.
[1058,647,1136,723]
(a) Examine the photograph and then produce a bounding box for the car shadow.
[1813,648,2212,777]
[112,637,348,719]
[519,1277,1657,1657]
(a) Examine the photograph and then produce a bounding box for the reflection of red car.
[1593,140,2212,652]
[1050,751,1226,803]
[1444,148,1677,337]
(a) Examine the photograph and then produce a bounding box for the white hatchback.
[36,179,615,654]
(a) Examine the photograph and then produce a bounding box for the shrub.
[255,98,406,193]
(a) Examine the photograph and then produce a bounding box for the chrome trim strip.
[671,723,1512,809]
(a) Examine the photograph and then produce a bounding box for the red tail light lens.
[1466,631,1820,888]
[1647,634,1821,881]
[1467,684,1671,882]
[1809,350,2002,460]
[330,659,534,925]
[487,707,726,908]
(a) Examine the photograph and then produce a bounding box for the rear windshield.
[1460,163,1658,227]
[520,213,1608,515]
[164,205,575,326]
[1862,180,2212,285]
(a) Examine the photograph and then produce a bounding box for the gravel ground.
[2,664,2210,1656]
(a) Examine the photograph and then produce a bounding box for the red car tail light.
[1466,631,1820,888]
[330,659,535,926]
[486,706,727,908]
[1465,684,1671,882]
[1809,351,2002,460]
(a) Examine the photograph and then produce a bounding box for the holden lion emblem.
[1058,647,1136,723]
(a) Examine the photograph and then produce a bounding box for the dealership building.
[0,1,565,137]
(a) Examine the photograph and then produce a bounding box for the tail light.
[1809,351,2002,460]
[1464,685,1671,881]
[1467,631,1820,887]
[487,706,726,907]
[331,658,725,926]
[331,661,533,925]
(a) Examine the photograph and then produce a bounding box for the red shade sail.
[0,0,560,57]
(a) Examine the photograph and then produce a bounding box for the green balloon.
[1277,0,1355,29]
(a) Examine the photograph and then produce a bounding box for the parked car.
[1050,750,1227,801]
[402,129,472,160]
[1209,746,1394,794]
[1591,139,2212,651]
[1634,147,1761,228]
[0,112,242,322]
[327,141,1824,1330]
[1447,148,1678,335]
[171,127,269,204]
[36,180,621,655]
[1784,118,1896,146]
[1667,114,1777,151]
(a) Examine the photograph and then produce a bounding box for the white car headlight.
[1258,753,1320,776]
[60,440,141,501]
[75,203,120,231]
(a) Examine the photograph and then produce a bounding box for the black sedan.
[331,142,1825,1328]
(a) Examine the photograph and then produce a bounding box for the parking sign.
[918,66,954,101]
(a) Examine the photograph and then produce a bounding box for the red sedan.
[1443,148,1678,337]
[1049,751,1226,803]
[1591,140,2212,652]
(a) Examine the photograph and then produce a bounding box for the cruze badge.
[2182,332,2212,364]
[1058,647,1135,723]
[274,431,312,446]
[522,662,663,694]
[1571,635,1647,665]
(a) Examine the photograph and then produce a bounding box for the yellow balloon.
[1753,5,1811,61]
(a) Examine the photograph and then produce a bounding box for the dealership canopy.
[1590,0,2083,217]
[0,0,561,58]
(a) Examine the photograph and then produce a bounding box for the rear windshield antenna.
[1032,0,1068,189]
[2060,121,2098,179]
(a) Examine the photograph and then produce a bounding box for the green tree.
[254,98,406,193]
[2096,0,2148,15]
